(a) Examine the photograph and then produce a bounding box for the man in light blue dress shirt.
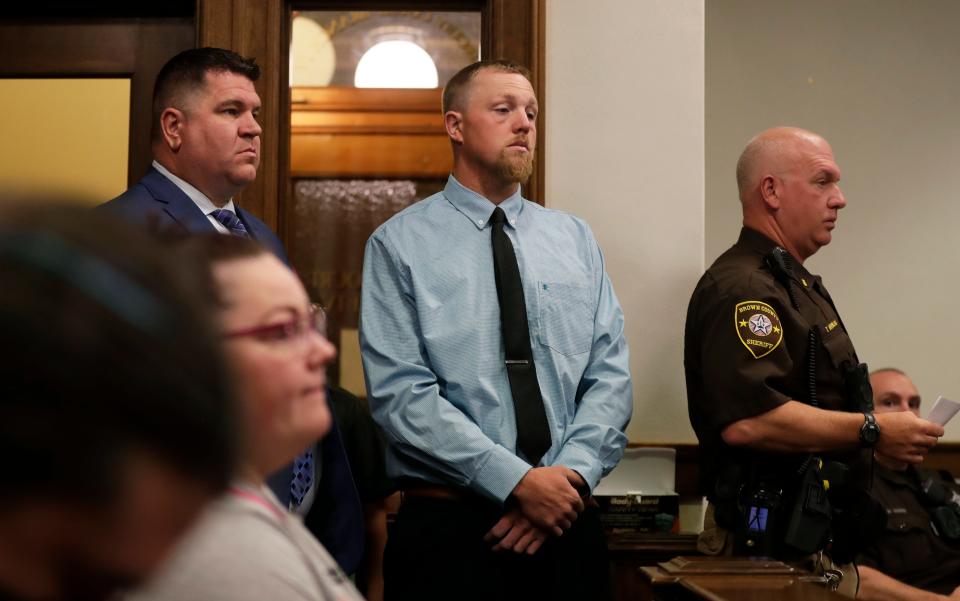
[360,60,633,600]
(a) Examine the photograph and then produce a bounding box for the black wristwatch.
[859,412,881,447]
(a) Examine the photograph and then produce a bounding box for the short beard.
[494,149,535,184]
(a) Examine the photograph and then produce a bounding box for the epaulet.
[763,247,800,310]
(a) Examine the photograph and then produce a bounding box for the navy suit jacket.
[100,166,287,259]
[100,167,364,573]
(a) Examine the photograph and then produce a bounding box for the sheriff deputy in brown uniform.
[857,368,960,601]
[683,127,944,596]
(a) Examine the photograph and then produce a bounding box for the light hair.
[736,134,789,200]
[441,59,532,114]
[870,367,907,378]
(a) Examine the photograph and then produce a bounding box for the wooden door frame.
[198,0,291,234]
[197,0,545,243]
[0,17,196,189]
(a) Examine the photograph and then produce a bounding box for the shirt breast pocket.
[881,512,939,574]
[537,281,594,356]
[820,325,855,369]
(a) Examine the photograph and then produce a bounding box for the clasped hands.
[483,465,586,556]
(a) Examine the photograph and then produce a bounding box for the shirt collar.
[152,160,236,215]
[737,226,816,287]
[443,175,525,230]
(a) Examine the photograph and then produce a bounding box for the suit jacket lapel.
[237,208,289,263]
[235,208,259,239]
[140,167,217,234]
[140,169,290,262]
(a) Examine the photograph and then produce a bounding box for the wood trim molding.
[919,442,960,476]
[632,442,960,497]
[533,0,546,205]
[290,87,449,177]
[197,0,289,231]
[290,134,451,178]
[292,87,443,113]
[0,19,194,188]
[484,0,544,204]
[292,123,441,136]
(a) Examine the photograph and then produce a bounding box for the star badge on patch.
[735,300,783,359]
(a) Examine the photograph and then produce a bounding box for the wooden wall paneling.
[292,87,443,112]
[484,0,538,84]
[292,134,450,178]
[483,0,544,204]
[0,19,194,189]
[293,112,444,133]
[634,442,960,498]
[198,0,289,231]
[197,0,233,49]
[534,0,545,203]
[922,442,960,479]
[131,22,198,185]
[291,87,450,178]
[274,6,293,250]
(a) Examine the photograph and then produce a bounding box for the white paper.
[593,447,676,496]
[926,395,960,426]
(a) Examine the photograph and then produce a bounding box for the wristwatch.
[859,412,881,447]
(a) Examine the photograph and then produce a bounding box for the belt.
[401,483,596,507]
[402,485,467,502]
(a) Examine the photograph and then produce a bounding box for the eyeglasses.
[223,304,327,346]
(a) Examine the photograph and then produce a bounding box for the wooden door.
[0,4,196,193]
[198,0,544,390]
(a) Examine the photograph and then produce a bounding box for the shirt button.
[511,219,516,225]
[477,220,483,224]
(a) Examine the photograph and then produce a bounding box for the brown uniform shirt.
[684,227,865,498]
[858,465,960,595]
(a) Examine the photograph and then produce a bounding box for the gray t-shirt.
[127,482,363,601]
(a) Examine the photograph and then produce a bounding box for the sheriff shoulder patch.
[735,300,783,359]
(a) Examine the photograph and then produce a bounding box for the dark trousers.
[384,495,611,601]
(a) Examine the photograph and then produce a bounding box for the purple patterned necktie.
[210,208,250,238]
[211,206,315,508]
[290,447,314,507]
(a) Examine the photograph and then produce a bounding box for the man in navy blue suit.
[101,47,363,575]
[101,48,281,256]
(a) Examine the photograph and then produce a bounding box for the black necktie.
[490,207,552,465]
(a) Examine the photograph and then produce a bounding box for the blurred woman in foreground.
[131,235,363,601]
[0,205,237,601]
